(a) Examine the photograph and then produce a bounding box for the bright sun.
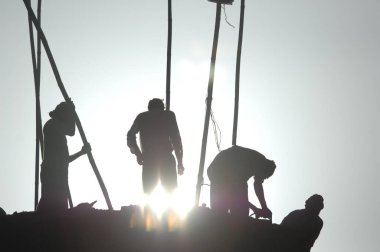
[144,182,195,220]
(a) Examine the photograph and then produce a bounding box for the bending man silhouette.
[207,145,276,217]
[127,98,184,194]
[281,194,324,252]
[37,101,91,213]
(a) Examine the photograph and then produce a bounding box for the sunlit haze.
[1,1,380,252]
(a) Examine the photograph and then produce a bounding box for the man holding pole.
[37,101,91,213]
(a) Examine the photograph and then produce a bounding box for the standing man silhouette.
[127,98,184,195]
[37,101,91,213]
[281,194,324,252]
[207,145,276,217]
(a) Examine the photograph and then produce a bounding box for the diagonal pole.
[166,0,172,110]
[195,3,222,207]
[232,0,245,146]
[23,0,113,210]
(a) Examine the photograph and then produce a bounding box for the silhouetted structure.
[207,145,276,217]
[127,98,184,194]
[281,194,324,252]
[37,102,91,213]
[0,206,310,252]
[208,0,234,5]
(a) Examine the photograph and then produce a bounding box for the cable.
[222,4,235,28]
[210,108,222,152]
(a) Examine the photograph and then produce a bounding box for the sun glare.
[143,182,194,220]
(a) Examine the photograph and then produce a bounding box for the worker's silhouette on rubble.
[281,194,324,252]
[37,101,91,213]
[207,145,276,218]
[127,98,184,194]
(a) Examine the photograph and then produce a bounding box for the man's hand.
[136,153,143,165]
[69,142,91,163]
[259,207,272,219]
[66,98,76,112]
[81,142,92,155]
[177,163,184,175]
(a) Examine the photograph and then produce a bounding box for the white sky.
[1,1,380,251]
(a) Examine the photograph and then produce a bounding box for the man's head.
[305,194,324,215]
[148,98,165,111]
[49,102,76,136]
[255,160,276,181]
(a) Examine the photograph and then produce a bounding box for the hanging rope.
[22,0,113,210]
[195,2,222,207]
[210,108,222,152]
[222,4,235,28]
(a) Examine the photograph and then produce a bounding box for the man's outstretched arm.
[69,143,91,163]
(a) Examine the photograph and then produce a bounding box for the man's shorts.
[210,182,249,216]
[142,152,177,194]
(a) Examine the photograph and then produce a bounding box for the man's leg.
[142,156,160,194]
[229,184,249,217]
[141,156,161,230]
[210,183,229,215]
[160,153,177,193]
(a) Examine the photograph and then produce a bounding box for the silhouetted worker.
[281,194,324,252]
[37,101,91,213]
[127,98,184,194]
[207,145,276,217]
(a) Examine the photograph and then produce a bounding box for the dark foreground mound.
[0,206,304,252]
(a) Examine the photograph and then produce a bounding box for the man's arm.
[69,143,91,163]
[308,219,323,249]
[169,112,184,175]
[174,147,184,175]
[127,116,143,165]
[253,178,272,217]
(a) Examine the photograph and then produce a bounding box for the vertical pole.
[23,0,113,210]
[36,0,43,159]
[195,3,222,207]
[232,0,245,146]
[27,0,43,210]
[166,0,172,110]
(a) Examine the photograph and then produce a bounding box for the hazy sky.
[1,1,380,251]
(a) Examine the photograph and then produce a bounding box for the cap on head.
[148,98,165,111]
[49,102,75,122]
[305,194,324,212]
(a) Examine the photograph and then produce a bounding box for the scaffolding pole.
[23,0,113,210]
[195,3,222,207]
